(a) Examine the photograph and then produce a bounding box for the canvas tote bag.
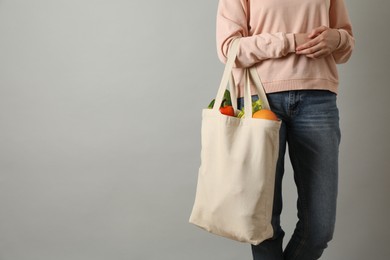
[189,38,281,245]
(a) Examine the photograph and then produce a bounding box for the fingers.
[295,25,333,59]
[296,41,330,58]
[296,37,321,52]
[305,49,328,59]
[296,45,321,56]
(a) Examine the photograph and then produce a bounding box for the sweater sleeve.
[216,0,295,68]
[330,0,355,64]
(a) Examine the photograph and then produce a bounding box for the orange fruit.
[252,109,278,121]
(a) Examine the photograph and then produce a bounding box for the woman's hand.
[295,26,341,59]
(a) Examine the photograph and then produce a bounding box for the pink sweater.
[216,0,355,95]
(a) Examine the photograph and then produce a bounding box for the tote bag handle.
[213,38,271,116]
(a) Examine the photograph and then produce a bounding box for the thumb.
[308,25,328,38]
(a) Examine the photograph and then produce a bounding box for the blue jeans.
[237,90,340,260]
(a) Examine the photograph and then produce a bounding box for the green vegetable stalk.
[208,89,232,109]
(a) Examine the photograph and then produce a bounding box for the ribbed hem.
[263,78,339,94]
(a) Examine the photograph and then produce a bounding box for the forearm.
[329,0,355,63]
[331,29,354,64]
[217,32,296,68]
[216,0,295,68]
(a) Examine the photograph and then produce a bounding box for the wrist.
[286,33,296,53]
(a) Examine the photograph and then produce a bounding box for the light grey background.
[0,0,389,259]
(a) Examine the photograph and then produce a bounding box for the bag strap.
[212,38,240,113]
[249,67,270,110]
[213,38,271,114]
[229,73,238,112]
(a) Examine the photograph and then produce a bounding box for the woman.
[216,0,354,259]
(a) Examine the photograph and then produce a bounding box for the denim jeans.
[237,90,340,260]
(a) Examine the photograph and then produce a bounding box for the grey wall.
[0,0,389,259]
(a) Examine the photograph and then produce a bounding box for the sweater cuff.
[285,33,296,54]
[336,29,348,50]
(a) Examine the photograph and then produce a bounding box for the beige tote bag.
[189,38,281,245]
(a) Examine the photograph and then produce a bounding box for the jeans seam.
[289,145,310,260]
[288,91,300,117]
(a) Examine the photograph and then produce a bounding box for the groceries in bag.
[207,90,278,121]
